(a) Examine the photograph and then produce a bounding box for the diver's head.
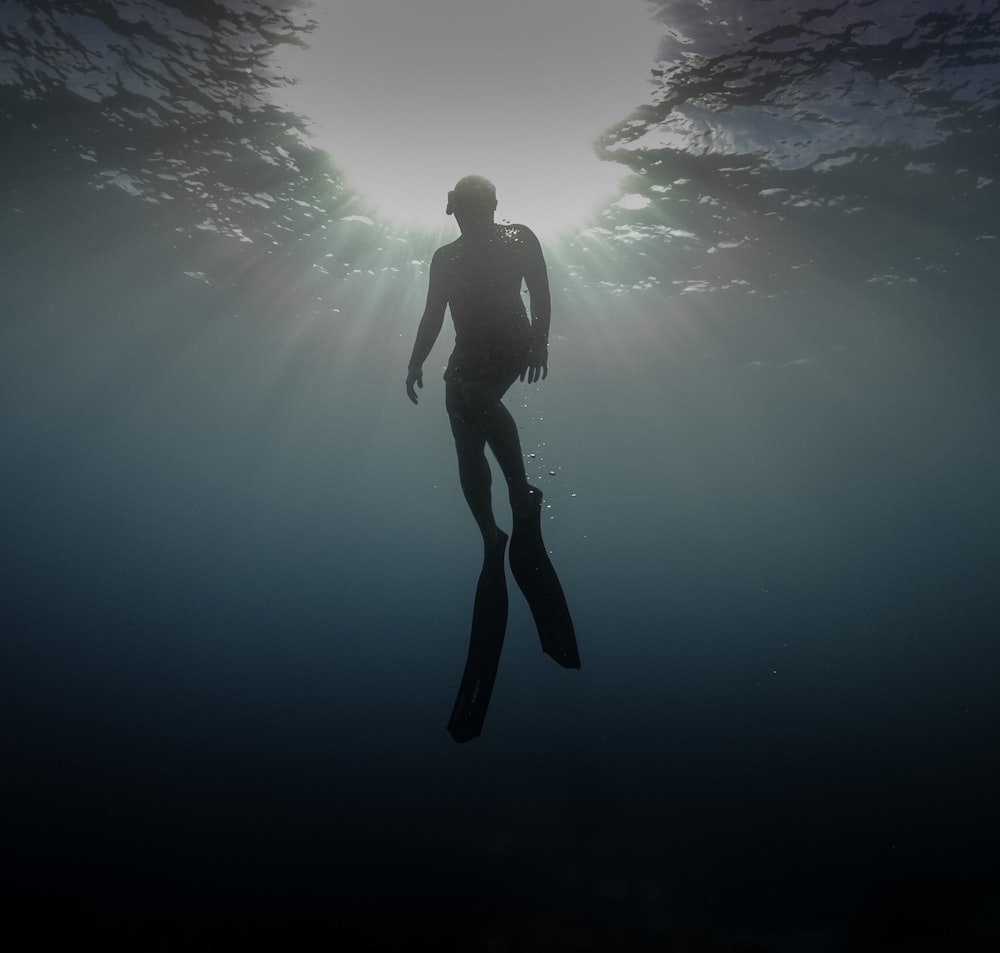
[446,175,497,224]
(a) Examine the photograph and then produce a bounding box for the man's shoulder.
[498,222,540,247]
[430,238,462,266]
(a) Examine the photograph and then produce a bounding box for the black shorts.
[444,347,524,422]
[443,341,528,387]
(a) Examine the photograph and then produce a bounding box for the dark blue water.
[3,2,999,949]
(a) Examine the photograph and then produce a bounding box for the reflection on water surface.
[271,0,659,232]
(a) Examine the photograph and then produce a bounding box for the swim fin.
[447,531,509,743]
[509,489,580,670]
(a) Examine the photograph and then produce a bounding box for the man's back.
[435,223,538,344]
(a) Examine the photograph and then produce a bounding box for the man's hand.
[521,340,548,384]
[406,366,423,404]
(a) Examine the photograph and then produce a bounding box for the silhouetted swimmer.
[406,175,549,543]
[406,175,578,741]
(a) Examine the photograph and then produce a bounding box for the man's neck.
[456,214,495,240]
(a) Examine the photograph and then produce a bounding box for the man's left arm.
[521,227,550,383]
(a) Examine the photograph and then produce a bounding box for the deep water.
[3,2,1000,950]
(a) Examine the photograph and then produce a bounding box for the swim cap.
[446,175,497,215]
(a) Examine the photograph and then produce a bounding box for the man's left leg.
[447,381,503,548]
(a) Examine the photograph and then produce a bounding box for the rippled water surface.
[3,2,999,949]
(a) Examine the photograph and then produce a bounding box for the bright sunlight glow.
[272,0,659,236]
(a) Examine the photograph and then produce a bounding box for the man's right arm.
[406,251,448,405]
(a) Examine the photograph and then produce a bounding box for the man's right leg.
[480,398,540,516]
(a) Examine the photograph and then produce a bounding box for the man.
[405,175,578,742]
[405,175,550,552]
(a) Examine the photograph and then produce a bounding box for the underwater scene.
[3,1,999,949]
